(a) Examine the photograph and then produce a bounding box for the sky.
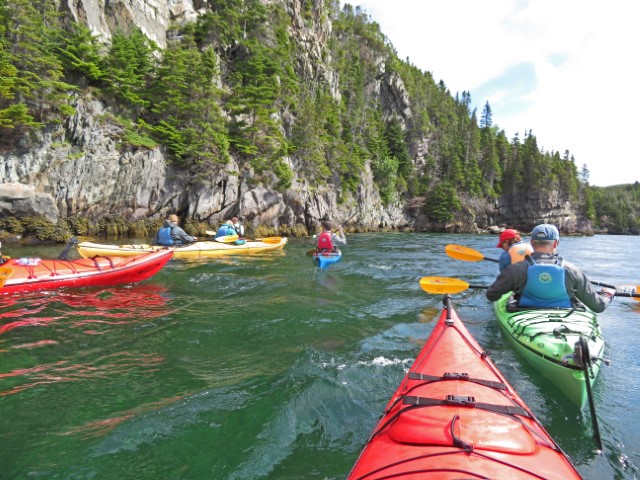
[349,0,639,187]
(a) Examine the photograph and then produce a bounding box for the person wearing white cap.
[486,223,615,311]
[231,217,245,237]
[496,228,533,273]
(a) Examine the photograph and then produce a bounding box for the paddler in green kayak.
[496,228,533,272]
[486,223,615,311]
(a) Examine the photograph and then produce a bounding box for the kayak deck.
[348,295,581,480]
[76,238,287,259]
[493,292,604,407]
[313,250,342,269]
[0,250,173,294]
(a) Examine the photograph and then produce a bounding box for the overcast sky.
[349,0,639,187]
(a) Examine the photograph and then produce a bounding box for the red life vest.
[317,231,334,252]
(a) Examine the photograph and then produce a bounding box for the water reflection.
[0,284,172,397]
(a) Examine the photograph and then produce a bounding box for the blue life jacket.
[518,256,572,308]
[157,227,174,246]
[215,224,236,238]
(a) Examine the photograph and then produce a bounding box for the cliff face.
[0,0,588,235]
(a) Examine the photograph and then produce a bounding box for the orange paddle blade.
[445,244,485,262]
[445,244,499,263]
[254,237,282,244]
[616,285,640,301]
[419,276,471,294]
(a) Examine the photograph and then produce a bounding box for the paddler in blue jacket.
[496,228,533,272]
[486,223,615,312]
[154,213,197,246]
[214,220,237,239]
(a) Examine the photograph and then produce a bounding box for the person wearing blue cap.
[486,223,615,311]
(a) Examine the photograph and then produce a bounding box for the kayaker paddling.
[231,217,244,237]
[154,213,197,246]
[316,220,346,253]
[486,223,615,311]
[496,228,533,272]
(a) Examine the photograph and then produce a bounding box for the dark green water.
[1,233,638,479]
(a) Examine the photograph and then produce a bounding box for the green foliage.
[55,23,104,81]
[0,0,76,140]
[384,117,411,182]
[425,182,461,222]
[101,29,157,106]
[590,182,640,233]
[227,39,287,165]
[2,0,637,235]
[366,110,398,204]
[146,30,229,168]
[290,89,333,182]
[0,103,40,129]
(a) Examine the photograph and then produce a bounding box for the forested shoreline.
[1,0,638,240]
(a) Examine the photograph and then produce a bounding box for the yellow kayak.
[76,237,287,259]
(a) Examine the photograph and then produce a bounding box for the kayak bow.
[348,295,582,480]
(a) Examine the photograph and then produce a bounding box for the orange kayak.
[348,295,582,480]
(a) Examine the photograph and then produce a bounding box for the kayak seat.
[89,255,115,270]
[387,397,536,454]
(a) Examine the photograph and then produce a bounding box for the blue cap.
[530,224,559,241]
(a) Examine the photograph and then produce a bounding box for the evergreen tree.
[479,101,492,128]
[384,117,411,184]
[425,182,461,222]
[580,163,590,184]
[0,0,75,138]
[367,109,398,204]
[101,28,157,107]
[55,22,104,82]
[146,29,229,170]
[290,88,332,182]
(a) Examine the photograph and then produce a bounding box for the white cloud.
[349,0,640,186]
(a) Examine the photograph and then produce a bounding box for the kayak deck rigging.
[348,295,582,480]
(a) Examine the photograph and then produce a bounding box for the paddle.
[214,234,239,243]
[58,237,78,260]
[445,244,499,263]
[577,336,603,451]
[204,230,281,244]
[419,276,488,295]
[252,236,282,244]
[419,276,640,300]
[446,244,640,299]
[0,266,14,287]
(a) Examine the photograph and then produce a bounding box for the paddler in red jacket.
[316,220,346,253]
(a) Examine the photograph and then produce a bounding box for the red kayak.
[348,295,582,480]
[0,250,173,294]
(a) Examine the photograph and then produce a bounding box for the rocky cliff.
[0,0,590,238]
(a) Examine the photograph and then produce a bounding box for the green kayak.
[493,292,605,408]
